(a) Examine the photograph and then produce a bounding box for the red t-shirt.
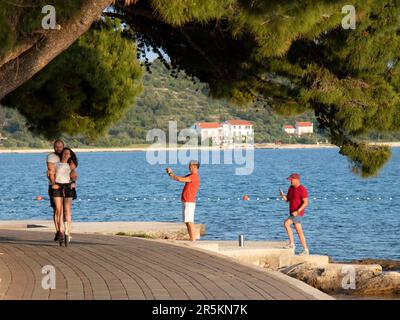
[287,185,308,216]
[181,173,200,203]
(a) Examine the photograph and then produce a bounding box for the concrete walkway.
[0,230,332,300]
[0,220,205,240]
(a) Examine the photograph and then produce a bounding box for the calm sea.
[0,148,399,261]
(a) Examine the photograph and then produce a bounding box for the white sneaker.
[300,249,310,256]
[284,242,295,249]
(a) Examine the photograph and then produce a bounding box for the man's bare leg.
[294,223,308,250]
[284,218,294,244]
[53,206,63,232]
[186,222,196,242]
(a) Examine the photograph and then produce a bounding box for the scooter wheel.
[59,233,64,246]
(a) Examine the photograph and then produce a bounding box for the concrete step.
[183,240,330,270]
[290,255,330,266]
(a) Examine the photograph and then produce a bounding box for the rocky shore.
[342,259,400,271]
[280,259,400,297]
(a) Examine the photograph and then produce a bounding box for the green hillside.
[1,59,336,148]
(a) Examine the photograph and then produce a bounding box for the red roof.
[296,122,313,127]
[196,122,221,129]
[226,120,253,126]
[283,125,295,129]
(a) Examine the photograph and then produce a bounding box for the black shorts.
[52,183,77,199]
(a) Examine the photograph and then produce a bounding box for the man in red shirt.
[166,160,200,242]
[279,173,309,255]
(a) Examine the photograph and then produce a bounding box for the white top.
[47,152,60,185]
[55,162,71,184]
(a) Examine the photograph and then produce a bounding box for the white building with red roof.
[283,125,295,134]
[295,122,313,136]
[193,119,254,145]
[283,122,313,136]
[193,122,223,144]
[223,119,254,144]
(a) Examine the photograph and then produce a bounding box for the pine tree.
[113,0,400,177]
[3,19,143,139]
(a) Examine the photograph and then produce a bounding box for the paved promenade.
[0,230,331,300]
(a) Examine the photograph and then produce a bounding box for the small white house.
[295,122,313,136]
[193,122,223,144]
[223,120,254,144]
[283,125,295,135]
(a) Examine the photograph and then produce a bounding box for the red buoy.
[242,195,250,201]
[36,196,43,201]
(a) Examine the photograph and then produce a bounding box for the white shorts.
[182,202,196,223]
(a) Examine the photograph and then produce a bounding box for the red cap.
[287,173,300,180]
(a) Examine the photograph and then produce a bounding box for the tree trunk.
[0,0,112,100]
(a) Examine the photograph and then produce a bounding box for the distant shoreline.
[0,143,335,154]
[0,142,399,154]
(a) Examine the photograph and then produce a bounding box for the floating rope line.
[0,196,396,203]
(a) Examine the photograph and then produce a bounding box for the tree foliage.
[0,0,85,61]
[3,19,143,139]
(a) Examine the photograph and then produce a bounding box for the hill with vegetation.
[0,59,392,148]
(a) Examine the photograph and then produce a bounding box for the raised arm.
[166,168,192,183]
[280,189,288,202]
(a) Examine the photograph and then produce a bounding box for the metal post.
[238,234,244,247]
